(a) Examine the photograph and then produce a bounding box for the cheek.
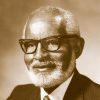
[61,44,72,63]
[50,46,72,62]
[24,54,33,66]
[49,45,73,70]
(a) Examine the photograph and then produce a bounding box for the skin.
[22,7,84,92]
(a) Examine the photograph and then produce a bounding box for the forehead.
[24,16,66,39]
[22,8,80,39]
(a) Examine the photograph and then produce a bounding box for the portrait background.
[0,0,100,99]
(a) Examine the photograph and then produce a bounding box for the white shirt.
[41,73,74,100]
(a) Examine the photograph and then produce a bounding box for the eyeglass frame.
[19,34,81,54]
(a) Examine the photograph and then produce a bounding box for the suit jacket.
[7,69,100,100]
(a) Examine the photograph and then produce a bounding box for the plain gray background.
[0,0,100,99]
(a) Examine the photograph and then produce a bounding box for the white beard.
[27,52,76,88]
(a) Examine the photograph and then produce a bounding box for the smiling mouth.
[33,64,56,72]
[37,67,49,71]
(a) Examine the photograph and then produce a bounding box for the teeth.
[38,68,48,71]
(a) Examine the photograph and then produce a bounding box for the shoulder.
[13,84,36,90]
[66,70,100,100]
[73,70,100,88]
[79,73,100,99]
[11,84,38,93]
[7,84,40,100]
[81,74,100,93]
[79,72,100,89]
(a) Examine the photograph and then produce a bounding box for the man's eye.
[46,40,59,50]
[24,42,36,53]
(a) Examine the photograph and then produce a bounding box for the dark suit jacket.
[7,70,100,100]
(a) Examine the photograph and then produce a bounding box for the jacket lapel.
[28,86,41,100]
[63,69,90,100]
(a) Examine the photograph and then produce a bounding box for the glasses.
[19,35,80,54]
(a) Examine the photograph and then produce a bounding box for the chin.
[27,69,67,88]
[26,52,76,88]
[27,63,75,88]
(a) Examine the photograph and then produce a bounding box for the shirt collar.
[41,73,74,100]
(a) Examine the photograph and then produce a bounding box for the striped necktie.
[43,95,50,100]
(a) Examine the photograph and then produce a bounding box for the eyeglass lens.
[19,38,60,54]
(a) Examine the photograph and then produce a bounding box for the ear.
[73,37,85,59]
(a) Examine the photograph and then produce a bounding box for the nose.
[33,43,47,60]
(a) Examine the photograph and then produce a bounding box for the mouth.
[36,67,49,71]
[32,63,56,72]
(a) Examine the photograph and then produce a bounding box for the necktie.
[43,95,50,100]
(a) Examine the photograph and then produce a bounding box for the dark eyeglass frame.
[19,34,81,54]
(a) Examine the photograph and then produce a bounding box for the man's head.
[19,6,84,88]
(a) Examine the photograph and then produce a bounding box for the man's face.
[24,18,76,88]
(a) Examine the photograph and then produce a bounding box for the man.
[7,6,100,100]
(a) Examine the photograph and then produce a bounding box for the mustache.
[29,60,56,68]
